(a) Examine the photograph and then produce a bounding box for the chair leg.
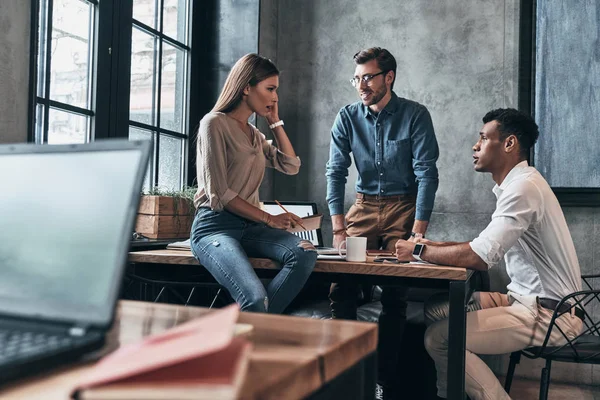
[153,286,166,303]
[539,359,552,400]
[504,351,521,393]
[209,288,222,309]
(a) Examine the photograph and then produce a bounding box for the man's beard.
[361,86,387,106]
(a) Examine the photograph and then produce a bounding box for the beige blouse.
[194,112,301,210]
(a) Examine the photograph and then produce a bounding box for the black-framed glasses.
[349,70,388,87]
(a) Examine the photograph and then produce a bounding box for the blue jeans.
[190,207,317,313]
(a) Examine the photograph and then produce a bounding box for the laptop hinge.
[68,326,88,337]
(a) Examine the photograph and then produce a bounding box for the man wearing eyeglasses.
[326,47,439,399]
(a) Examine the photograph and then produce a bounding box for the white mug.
[338,237,367,262]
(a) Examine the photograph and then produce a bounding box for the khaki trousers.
[329,194,415,388]
[424,291,583,400]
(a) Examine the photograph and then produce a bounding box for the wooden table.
[128,250,478,400]
[0,300,377,400]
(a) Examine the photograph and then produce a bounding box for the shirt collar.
[363,91,399,119]
[492,160,530,197]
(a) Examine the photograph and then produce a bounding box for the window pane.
[130,27,157,127]
[163,0,188,44]
[133,0,158,30]
[37,0,50,97]
[161,43,186,133]
[35,105,45,143]
[50,0,93,109]
[129,126,154,191]
[47,108,88,144]
[158,134,182,190]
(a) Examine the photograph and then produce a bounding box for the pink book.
[74,304,251,400]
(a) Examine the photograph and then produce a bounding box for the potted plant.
[134,187,197,239]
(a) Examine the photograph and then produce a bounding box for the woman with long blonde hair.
[190,54,317,313]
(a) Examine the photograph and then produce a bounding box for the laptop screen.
[0,140,150,328]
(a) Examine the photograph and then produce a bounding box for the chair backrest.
[526,274,600,363]
[261,201,323,247]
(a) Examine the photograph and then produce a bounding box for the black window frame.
[28,0,206,190]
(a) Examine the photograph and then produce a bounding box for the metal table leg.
[447,271,476,400]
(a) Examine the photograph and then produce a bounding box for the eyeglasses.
[349,70,388,87]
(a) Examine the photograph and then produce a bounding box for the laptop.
[0,139,151,384]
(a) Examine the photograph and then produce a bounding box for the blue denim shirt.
[326,92,439,221]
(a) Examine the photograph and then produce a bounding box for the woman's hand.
[265,101,280,126]
[267,212,304,230]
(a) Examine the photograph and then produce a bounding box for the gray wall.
[0,0,30,144]
[261,0,600,385]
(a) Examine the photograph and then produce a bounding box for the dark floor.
[505,377,600,400]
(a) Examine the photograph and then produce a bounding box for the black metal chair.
[504,274,600,400]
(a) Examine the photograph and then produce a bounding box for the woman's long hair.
[211,54,279,113]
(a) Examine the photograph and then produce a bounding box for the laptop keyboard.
[0,327,90,364]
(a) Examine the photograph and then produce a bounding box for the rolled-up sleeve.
[260,132,301,175]
[197,119,238,210]
[326,110,352,216]
[470,181,543,269]
[410,107,439,221]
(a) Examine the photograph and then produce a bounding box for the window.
[31,0,193,192]
[129,0,191,191]
[34,0,97,144]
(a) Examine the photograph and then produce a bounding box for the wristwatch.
[412,243,426,261]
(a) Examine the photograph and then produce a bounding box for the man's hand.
[333,230,348,250]
[395,239,416,261]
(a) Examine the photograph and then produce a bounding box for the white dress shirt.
[470,161,582,301]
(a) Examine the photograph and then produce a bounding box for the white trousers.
[424,291,583,400]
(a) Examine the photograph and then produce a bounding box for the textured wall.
[535,0,600,188]
[0,0,30,144]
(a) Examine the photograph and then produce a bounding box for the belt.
[356,193,416,202]
[538,298,585,321]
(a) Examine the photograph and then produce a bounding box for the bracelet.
[268,120,284,130]
[332,227,347,235]
[410,232,424,239]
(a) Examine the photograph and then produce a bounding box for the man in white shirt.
[394,108,583,400]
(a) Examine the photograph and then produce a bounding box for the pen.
[274,200,308,231]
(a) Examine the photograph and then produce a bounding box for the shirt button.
[377,161,381,165]
[381,189,385,193]
[377,142,380,145]
[380,173,383,176]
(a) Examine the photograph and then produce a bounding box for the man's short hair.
[353,47,397,89]
[482,108,539,156]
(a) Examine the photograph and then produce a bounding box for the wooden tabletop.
[0,300,377,400]
[129,249,469,281]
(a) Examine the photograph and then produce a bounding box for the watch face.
[412,243,424,257]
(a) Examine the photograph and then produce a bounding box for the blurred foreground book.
[74,305,251,400]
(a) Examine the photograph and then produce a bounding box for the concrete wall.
[0,0,30,144]
[261,0,600,385]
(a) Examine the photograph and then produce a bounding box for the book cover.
[74,305,250,400]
